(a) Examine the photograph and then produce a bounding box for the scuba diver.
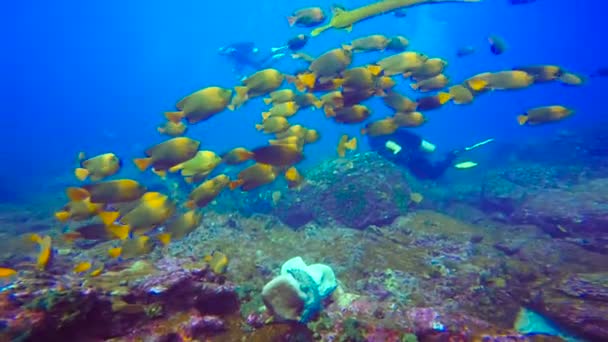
[218,34,309,79]
[368,128,493,180]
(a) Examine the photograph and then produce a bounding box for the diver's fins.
[271,46,288,54]
[454,161,478,169]
[464,138,494,151]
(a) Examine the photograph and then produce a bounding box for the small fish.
[186,175,231,209]
[382,91,417,112]
[284,167,303,189]
[327,105,371,124]
[410,58,447,80]
[361,118,399,136]
[416,92,452,111]
[108,247,122,259]
[377,51,428,76]
[410,192,424,204]
[73,261,92,274]
[304,129,320,144]
[168,150,221,183]
[558,72,585,86]
[263,89,296,105]
[0,268,17,278]
[163,210,202,241]
[76,179,147,205]
[221,147,253,165]
[229,163,277,191]
[250,144,303,167]
[287,7,326,27]
[349,35,390,52]
[517,106,574,125]
[165,86,233,124]
[204,251,229,274]
[35,235,53,271]
[134,137,200,172]
[157,120,187,137]
[75,153,121,181]
[513,65,563,83]
[90,266,104,277]
[448,85,474,105]
[393,112,426,127]
[410,74,449,92]
[386,36,409,52]
[119,192,176,235]
[231,69,285,109]
[488,35,507,55]
[286,34,309,51]
[337,135,357,157]
[157,233,171,246]
[262,101,299,119]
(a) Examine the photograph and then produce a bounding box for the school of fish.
[1,0,583,280]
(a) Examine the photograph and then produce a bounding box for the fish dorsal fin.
[331,4,346,16]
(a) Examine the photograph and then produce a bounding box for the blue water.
[2,0,605,202]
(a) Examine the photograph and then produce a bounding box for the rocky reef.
[1,123,607,341]
[274,153,412,229]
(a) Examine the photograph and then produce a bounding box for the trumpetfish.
[311,0,482,37]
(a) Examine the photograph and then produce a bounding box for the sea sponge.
[262,257,337,323]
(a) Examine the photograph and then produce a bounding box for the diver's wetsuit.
[368,129,459,180]
[218,42,281,77]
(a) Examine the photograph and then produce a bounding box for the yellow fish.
[73,261,92,274]
[0,267,17,278]
[311,0,480,36]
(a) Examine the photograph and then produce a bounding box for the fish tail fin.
[313,100,323,109]
[152,168,167,179]
[298,73,316,89]
[54,211,71,222]
[229,180,244,190]
[287,16,297,27]
[367,64,383,76]
[261,112,271,120]
[263,97,272,105]
[98,211,120,226]
[234,86,249,101]
[516,115,528,125]
[255,123,264,131]
[158,233,171,246]
[468,78,488,91]
[74,168,89,181]
[437,92,453,104]
[108,224,130,240]
[324,105,336,118]
[164,111,184,123]
[345,137,358,151]
[133,157,152,171]
[410,83,419,91]
[311,24,331,37]
[108,247,122,258]
[157,126,166,134]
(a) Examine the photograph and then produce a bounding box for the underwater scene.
[1,0,606,341]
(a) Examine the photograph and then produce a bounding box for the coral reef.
[1,123,607,341]
[275,153,412,229]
